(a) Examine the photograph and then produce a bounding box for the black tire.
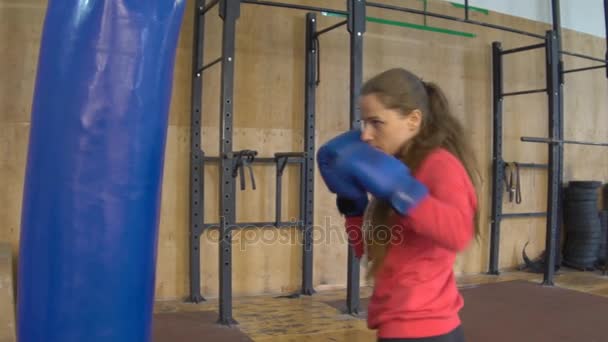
[568,181,602,189]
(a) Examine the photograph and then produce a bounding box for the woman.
[317,68,479,342]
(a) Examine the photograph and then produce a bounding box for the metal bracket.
[230,150,258,190]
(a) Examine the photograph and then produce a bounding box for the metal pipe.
[502,43,546,55]
[562,64,607,74]
[204,156,304,163]
[365,1,546,39]
[201,0,220,15]
[489,42,503,276]
[275,161,283,226]
[521,136,608,147]
[315,20,348,37]
[605,0,608,78]
[218,0,240,326]
[241,0,348,15]
[502,88,546,97]
[302,12,317,296]
[551,0,562,39]
[274,152,306,158]
[502,212,547,218]
[543,30,562,287]
[516,162,548,169]
[346,0,365,315]
[197,56,223,74]
[553,0,565,259]
[464,0,469,20]
[189,0,207,305]
[560,50,608,64]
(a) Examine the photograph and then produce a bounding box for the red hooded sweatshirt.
[347,148,477,339]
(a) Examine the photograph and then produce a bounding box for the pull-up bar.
[365,1,546,39]
[241,0,348,15]
[521,136,608,147]
[561,50,608,64]
[502,88,547,97]
[315,20,348,37]
[502,42,546,55]
[563,64,607,74]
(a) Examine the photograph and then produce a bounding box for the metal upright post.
[489,42,503,275]
[543,30,560,286]
[346,0,365,315]
[302,12,317,296]
[218,0,240,325]
[605,0,608,78]
[552,0,565,261]
[189,0,207,304]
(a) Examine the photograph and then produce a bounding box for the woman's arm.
[398,151,477,252]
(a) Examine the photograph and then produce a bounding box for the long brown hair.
[361,68,481,278]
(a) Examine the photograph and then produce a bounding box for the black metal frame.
[189,0,608,325]
[345,0,366,316]
[190,0,354,325]
[189,0,206,304]
[489,0,608,285]
[488,38,553,278]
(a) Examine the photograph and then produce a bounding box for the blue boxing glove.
[326,132,429,216]
[317,130,369,217]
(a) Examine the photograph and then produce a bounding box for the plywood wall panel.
[3,0,608,301]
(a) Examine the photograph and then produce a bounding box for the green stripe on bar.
[450,2,489,15]
[321,11,346,18]
[321,12,476,38]
[367,16,476,37]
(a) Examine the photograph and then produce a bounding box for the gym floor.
[152,269,608,341]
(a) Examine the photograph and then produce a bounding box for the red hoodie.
[349,148,477,339]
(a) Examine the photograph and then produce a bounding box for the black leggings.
[378,325,465,342]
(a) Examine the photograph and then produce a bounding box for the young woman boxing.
[317,68,479,342]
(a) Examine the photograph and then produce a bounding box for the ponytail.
[422,81,481,239]
[423,81,452,126]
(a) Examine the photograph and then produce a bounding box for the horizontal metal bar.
[560,50,608,64]
[505,162,548,169]
[200,0,219,15]
[365,1,545,39]
[563,64,607,74]
[501,43,546,55]
[274,152,306,158]
[502,212,547,219]
[518,163,548,169]
[502,88,546,97]
[203,221,304,230]
[204,156,304,163]
[559,140,608,147]
[521,137,608,147]
[322,11,476,37]
[197,56,222,75]
[315,20,347,37]
[241,0,347,15]
[520,137,556,144]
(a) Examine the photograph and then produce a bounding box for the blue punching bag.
[17,1,185,341]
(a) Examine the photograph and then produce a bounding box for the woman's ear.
[407,109,422,131]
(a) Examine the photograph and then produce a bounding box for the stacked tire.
[562,181,602,269]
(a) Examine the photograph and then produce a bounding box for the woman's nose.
[360,126,373,143]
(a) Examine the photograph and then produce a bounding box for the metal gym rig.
[188,0,608,325]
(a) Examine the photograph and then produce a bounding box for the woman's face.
[359,94,421,156]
